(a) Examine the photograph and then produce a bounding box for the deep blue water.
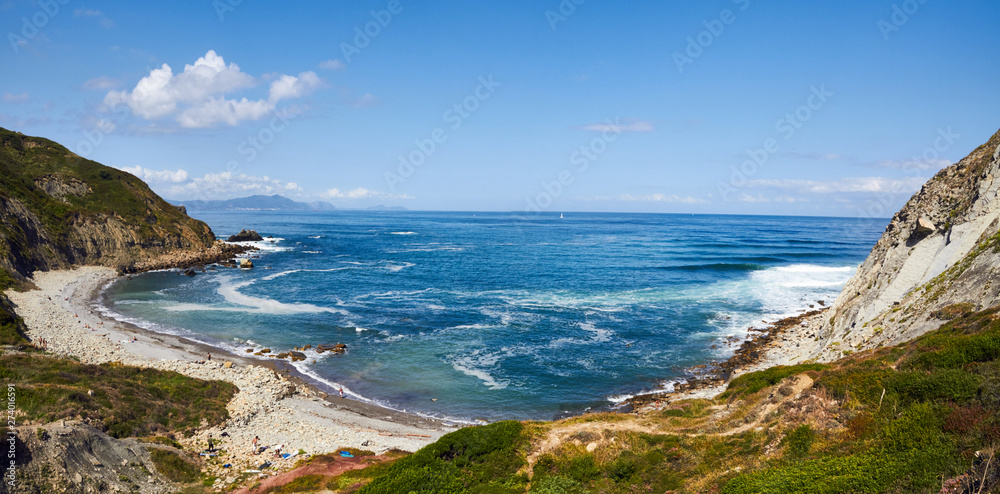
[99,211,885,422]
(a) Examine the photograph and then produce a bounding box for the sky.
[2,0,999,216]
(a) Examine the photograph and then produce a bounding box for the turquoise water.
[99,212,884,422]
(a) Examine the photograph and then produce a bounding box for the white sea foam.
[382,261,415,272]
[163,278,348,316]
[449,352,508,390]
[227,236,292,252]
[390,231,417,235]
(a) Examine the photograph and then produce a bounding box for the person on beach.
[251,436,259,454]
[339,387,345,398]
[208,352,211,361]
[207,434,216,452]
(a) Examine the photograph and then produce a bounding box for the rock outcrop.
[819,128,1000,358]
[0,127,222,278]
[6,421,187,493]
[227,229,263,242]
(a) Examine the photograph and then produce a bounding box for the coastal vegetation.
[0,350,236,438]
[295,307,1000,493]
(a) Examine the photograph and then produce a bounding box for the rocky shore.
[126,240,255,274]
[4,267,452,490]
[626,307,830,411]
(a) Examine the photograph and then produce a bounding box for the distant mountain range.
[169,194,407,212]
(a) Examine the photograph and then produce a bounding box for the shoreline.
[5,266,454,480]
[625,307,830,412]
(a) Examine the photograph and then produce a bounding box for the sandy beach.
[4,266,454,485]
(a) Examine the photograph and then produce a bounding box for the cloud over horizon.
[103,50,322,128]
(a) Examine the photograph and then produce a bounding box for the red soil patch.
[231,454,386,494]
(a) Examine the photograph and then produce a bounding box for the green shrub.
[149,449,199,483]
[530,475,586,494]
[782,425,814,458]
[359,421,528,494]
[722,364,829,399]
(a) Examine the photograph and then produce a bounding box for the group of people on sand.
[249,435,288,458]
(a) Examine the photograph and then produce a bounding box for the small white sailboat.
[560,213,564,219]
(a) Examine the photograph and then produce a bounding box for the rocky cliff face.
[818,128,1000,359]
[0,128,220,278]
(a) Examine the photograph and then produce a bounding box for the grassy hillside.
[285,307,1000,493]
[0,126,216,277]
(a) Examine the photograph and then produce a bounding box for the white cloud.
[166,171,304,199]
[579,119,654,133]
[319,59,346,71]
[2,92,29,103]
[614,193,706,204]
[268,72,322,103]
[104,50,321,128]
[351,93,380,108]
[323,187,413,200]
[81,76,120,91]
[73,8,114,28]
[119,166,189,183]
[874,159,950,171]
[746,177,928,194]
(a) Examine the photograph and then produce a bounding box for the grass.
[0,352,236,437]
[329,306,1000,493]
[357,421,530,494]
[149,449,200,483]
[720,363,829,399]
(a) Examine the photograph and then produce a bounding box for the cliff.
[0,127,221,278]
[819,128,1000,358]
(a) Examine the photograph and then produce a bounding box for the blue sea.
[98,211,884,423]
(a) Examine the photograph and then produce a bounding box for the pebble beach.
[5,266,453,485]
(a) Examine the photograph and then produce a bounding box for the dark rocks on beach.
[289,351,307,362]
[316,343,347,354]
[183,268,198,276]
[227,229,264,242]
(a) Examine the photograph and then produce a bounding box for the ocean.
[97,211,885,423]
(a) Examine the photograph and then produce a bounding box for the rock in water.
[227,229,264,242]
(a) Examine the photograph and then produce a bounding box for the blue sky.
[2,0,998,216]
